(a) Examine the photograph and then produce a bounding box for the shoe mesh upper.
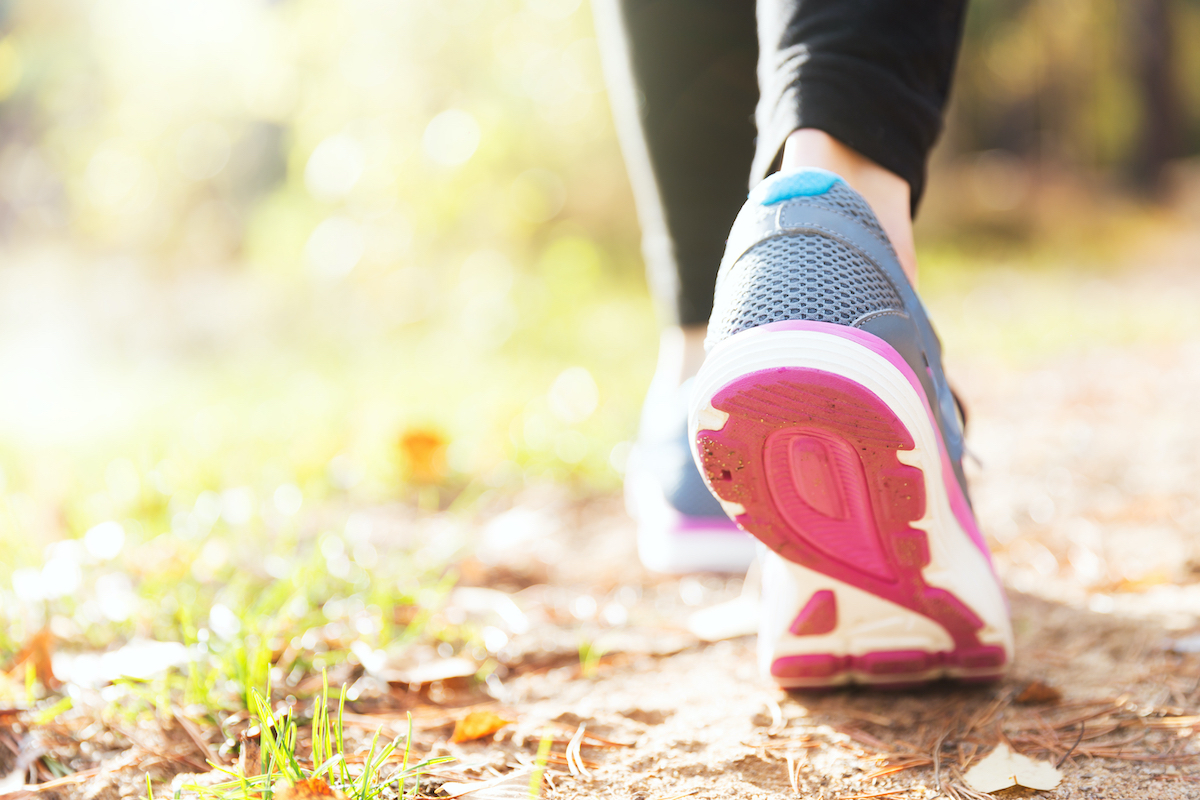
[798,182,888,241]
[707,233,903,345]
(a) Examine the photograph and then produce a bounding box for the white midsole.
[688,327,1013,660]
[759,551,953,676]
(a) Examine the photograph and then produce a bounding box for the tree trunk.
[1129,0,1182,195]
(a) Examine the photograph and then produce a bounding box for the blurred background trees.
[952,0,1196,190]
[0,0,1194,559]
[0,0,1195,281]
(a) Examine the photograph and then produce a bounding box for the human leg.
[686,0,1013,685]
[757,0,970,281]
[592,0,758,334]
[593,0,761,572]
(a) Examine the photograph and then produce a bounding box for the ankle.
[780,129,918,285]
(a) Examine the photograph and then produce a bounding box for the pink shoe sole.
[691,321,1011,688]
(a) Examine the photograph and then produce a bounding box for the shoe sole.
[690,321,1012,688]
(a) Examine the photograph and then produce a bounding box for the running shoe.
[626,377,757,574]
[688,168,1012,687]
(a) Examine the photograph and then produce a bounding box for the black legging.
[593,0,968,327]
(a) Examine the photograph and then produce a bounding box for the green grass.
[177,677,453,800]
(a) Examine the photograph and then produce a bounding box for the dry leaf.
[1015,680,1062,705]
[7,629,59,690]
[274,778,350,800]
[238,726,262,777]
[399,428,447,483]
[439,769,531,799]
[450,710,513,743]
[964,743,1062,793]
[0,768,29,793]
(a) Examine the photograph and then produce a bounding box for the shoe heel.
[690,321,1012,687]
[759,552,1006,688]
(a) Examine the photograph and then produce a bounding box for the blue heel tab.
[750,168,842,206]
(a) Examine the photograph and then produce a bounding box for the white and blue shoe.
[626,376,757,574]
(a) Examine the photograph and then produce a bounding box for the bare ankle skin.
[780,129,918,285]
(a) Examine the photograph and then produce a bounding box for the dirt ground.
[413,231,1200,800]
[14,232,1200,799]
[421,492,1200,800]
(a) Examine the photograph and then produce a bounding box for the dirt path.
[431,238,1200,799]
[434,490,1198,800]
[20,233,1200,799]
[487,586,1196,799]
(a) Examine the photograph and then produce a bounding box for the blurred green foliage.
[955,0,1200,178]
[0,0,656,683]
[0,0,1195,688]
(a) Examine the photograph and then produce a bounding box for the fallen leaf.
[450,710,513,743]
[7,629,59,690]
[0,768,29,793]
[274,778,350,800]
[1015,680,1062,705]
[399,429,447,484]
[963,743,1062,793]
[390,657,478,686]
[439,769,531,799]
[238,726,262,777]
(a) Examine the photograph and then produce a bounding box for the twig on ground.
[863,760,931,781]
[836,726,926,755]
[649,790,700,800]
[748,734,816,750]
[956,740,977,771]
[784,752,804,793]
[1057,722,1086,768]
[1047,699,1126,731]
[1142,715,1200,730]
[963,692,1010,737]
[550,723,633,747]
[931,727,949,796]
[838,708,896,727]
[535,751,599,770]
[172,707,222,767]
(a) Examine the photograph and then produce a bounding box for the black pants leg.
[594,0,968,325]
[593,0,758,327]
[755,0,968,212]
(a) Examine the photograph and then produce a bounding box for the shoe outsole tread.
[691,322,1012,689]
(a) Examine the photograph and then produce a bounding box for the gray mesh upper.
[707,232,903,344]
[798,181,888,242]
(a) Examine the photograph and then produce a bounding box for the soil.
[431,233,1200,799]
[13,232,1200,798]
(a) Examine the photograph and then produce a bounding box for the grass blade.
[529,729,553,799]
